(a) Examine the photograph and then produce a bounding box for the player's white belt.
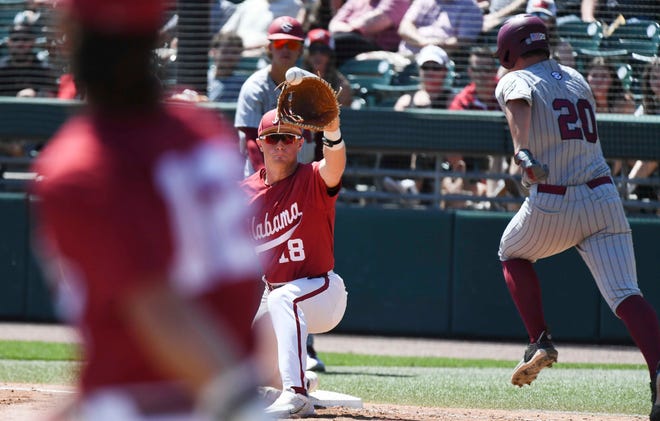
[537,176,612,195]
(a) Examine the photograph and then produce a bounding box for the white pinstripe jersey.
[495,59,611,185]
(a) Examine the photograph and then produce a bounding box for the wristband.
[322,138,345,150]
[322,135,343,147]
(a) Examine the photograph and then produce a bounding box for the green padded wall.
[334,206,453,336]
[25,196,57,321]
[599,217,660,342]
[452,211,603,342]
[0,193,28,318]
[450,211,523,339]
[9,194,660,345]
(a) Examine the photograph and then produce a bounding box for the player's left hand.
[515,149,548,188]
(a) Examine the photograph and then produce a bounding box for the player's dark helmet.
[495,14,549,69]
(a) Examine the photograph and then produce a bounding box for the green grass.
[320,352,646,371]
[0,340,80,361]
[0,341,649,416]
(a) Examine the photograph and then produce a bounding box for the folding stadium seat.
[339,58,395,107]
[601,21,660,96]
[557,19,604,54]
[609,20,660,59]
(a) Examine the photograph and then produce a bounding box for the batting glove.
[514,149,549,188]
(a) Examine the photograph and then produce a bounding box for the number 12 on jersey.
[279,238,306,263]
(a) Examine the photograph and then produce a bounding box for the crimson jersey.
[31,103,260,396]
[240,162,338,284]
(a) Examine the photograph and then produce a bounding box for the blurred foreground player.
[30,0,266,420]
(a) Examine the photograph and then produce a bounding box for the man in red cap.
[31,1,266,419]
[235,16,304,176]
[241,108,348,417]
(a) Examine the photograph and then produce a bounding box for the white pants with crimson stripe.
[255,271,347,391]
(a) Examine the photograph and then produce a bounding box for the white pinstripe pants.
[499,180,641,312]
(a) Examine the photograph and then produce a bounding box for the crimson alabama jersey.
[241,162,338,284]
[31,103,260,396]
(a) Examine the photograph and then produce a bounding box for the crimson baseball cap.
[526,0,557,18]
[258,109,303,137]
[305,28,335,50]
[267,16,304,41]
[61,0,164,34]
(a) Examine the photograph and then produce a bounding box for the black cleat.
[511,331,558,387]
[650,363,660,421]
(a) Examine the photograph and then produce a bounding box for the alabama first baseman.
[241,109,348,418]
[494,14,660,420]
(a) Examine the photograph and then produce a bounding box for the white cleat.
[264,389,314,418]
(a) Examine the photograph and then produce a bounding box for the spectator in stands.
[328,0,410,67]
[208,31,246,102]
[527,0,575,67]
[235,16,304,175]
[449,47,498,111]
[300,29,353,162]
[636,58,660,116]
[0,9,58,97]
[445,46,497,208]
[303,29,353,107]
[627,58,660,206]
[302,0,344,32]
[586,56,636,114]
[383,45,454,202]
[482,0,527,32]
[220,0,305,56]
[211,0,237,33]
[585,56,636,177]
[397,0,483,60]
[395,45,453,110]
[581,0,660,25]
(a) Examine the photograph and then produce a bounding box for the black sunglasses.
[309,44,332,54]
[420,63,445,72]
[261,134,300,145]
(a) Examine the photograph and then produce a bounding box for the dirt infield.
[0,386,646,421]
[0,322,647,420]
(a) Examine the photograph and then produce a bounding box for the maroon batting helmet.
[495,14,549,69]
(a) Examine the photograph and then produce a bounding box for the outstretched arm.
[318,117,346,188]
